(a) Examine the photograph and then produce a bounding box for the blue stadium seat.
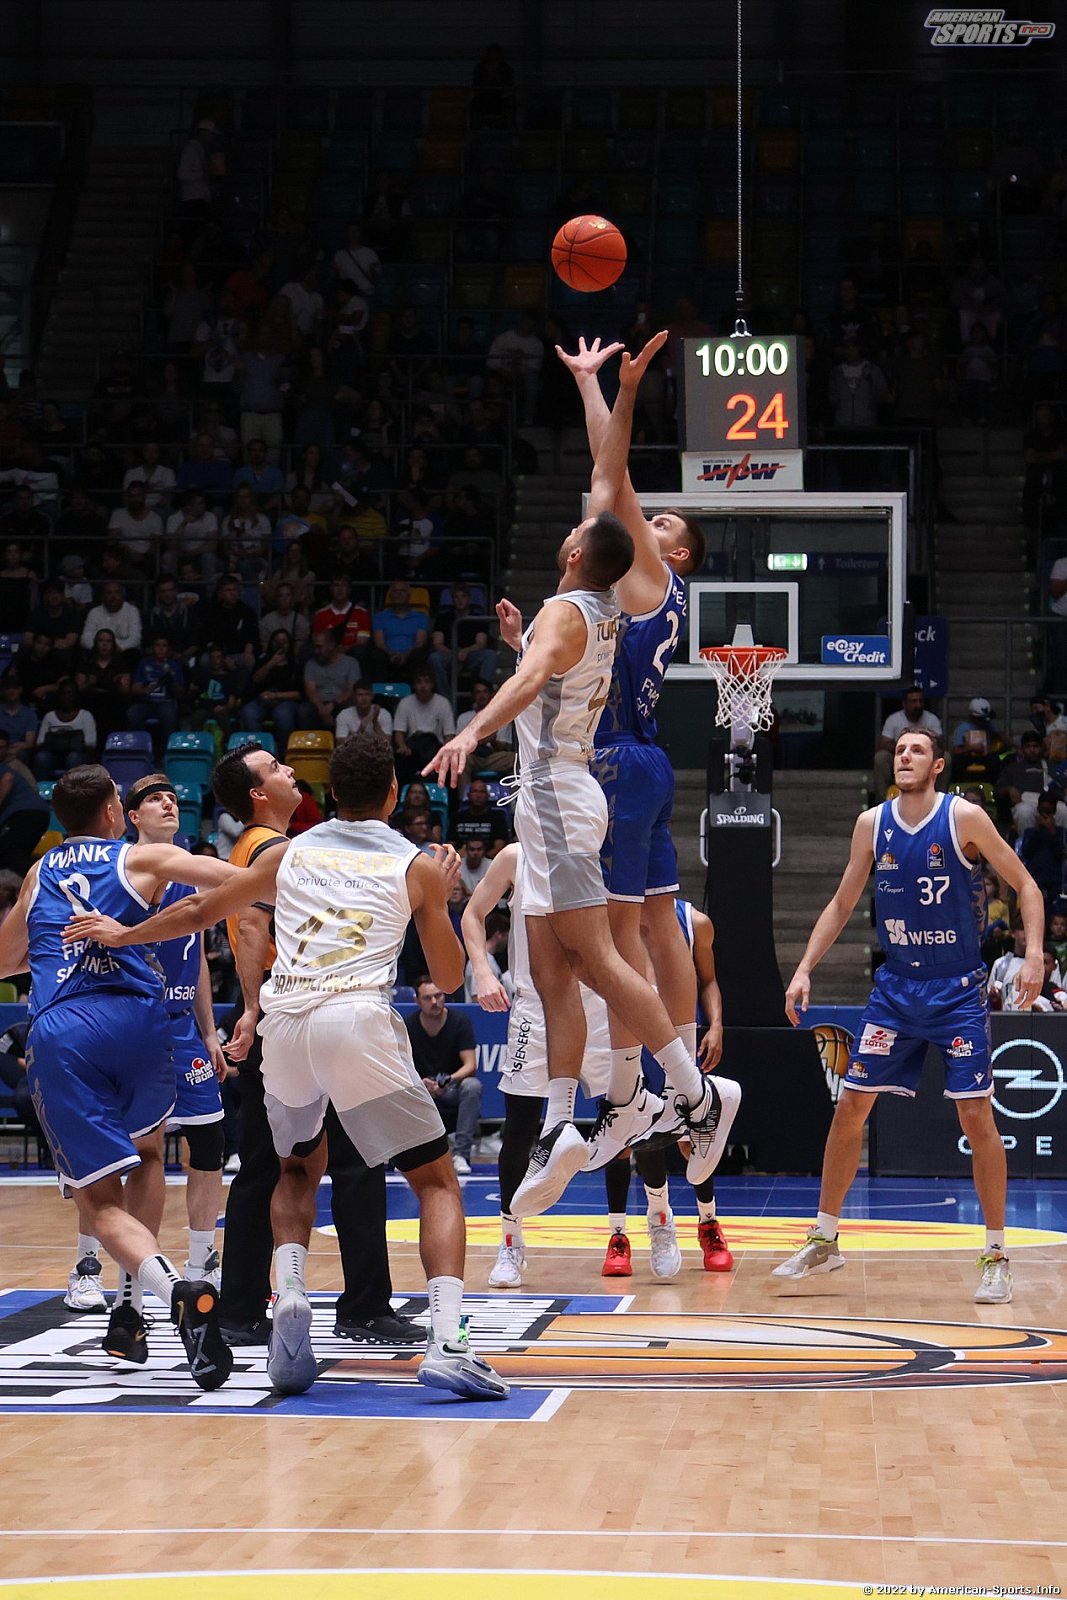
[758,88,802,128]
[853,135,895,170]
[805,132,847,173]
[852,174,896,216]
[569,88,615,131]
[901,175,945,216]
[104,751,153,791]
[949,175,989,217]
[104,731,153,757]
[334,89,375,131]
[327,132,369,171]
[375,132,420,171]
[172,784,203,841]
[164,733,214,793]
[392,985,416,1005]
[226,731,275,754]
[615,134,655,172]
[755,182,800,218]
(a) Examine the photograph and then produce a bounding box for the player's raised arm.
[407,845,466,996]
[0,863,37,979]
[63,843,287,949]
[461,843,518,1012]
[424,601,588,786]
[785,809,877,1025]
[130,843,240,893]
[954,800,1045,1008]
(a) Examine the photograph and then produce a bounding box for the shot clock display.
[679,335,805,455]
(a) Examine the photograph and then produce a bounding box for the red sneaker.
[698,1218,734,1272]
[601,1231,633,1277]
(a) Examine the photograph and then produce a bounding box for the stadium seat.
[670,88,709,131]
[614,134,655,172]
[757,132,801,174]
[372,682,410,710]
[376,132,420,171]
[0,981,18,1003]
[427,87,469,133]
[421,135,464,173]
[617,87,659,131]
[32,829,62,862]
[164,733,215,793]
[758,88,802,129]
[326,131,369,171]
[381,87,424,133]
[568,87,614,132]
[392,985,416,1005]
[902,175,944,216]
[226,731,276,754]
[104,731,153,757]
[499,264,546,308]
[173,783,203,840]
[852,174,895,216]
[334,88,375,131]
[286,731,334,788]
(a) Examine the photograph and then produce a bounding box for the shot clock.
[679,335,805,454]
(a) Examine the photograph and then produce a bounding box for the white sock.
[608,1212,628,1235]
[986,1229,1006,1254]
[77,1234,101,1265]
[427,1274,464,1346]
[274,1242,307,1294]
[120,1271,144,1312]
[186,1228,216,1274]
[542,1078,577,1133]
[816,1211,839,1240]
[655,1035,704,1105]
[644,1181,670,1217]
[678,1022,698,1060]
[500,1213,524,1246]
[697,1195,717,1222]
[607,1046,642,1104]
[137,1253,180,1306]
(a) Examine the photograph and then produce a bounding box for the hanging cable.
[733,0,751,338]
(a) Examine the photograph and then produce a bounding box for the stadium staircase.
[932,424,1037,734]
[35,144,169,400]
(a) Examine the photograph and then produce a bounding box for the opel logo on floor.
[991,1037,1066,1121]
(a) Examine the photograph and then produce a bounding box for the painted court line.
[0,1569,871,1590]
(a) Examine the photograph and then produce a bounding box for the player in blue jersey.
[557,333,742,1178]
[0,763,235,1388]
[773,726,1045,1304]
[65,772,229,1312]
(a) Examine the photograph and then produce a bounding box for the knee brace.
[182,1120,225,1172]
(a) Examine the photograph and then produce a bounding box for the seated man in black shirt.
[24,579,81,670]
[403,976,482,1175]
[450,776,510,858]
[428,582,499,701]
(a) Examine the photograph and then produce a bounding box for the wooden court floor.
[1,1171,1067,1600]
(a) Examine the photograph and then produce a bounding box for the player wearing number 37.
[774,727,1045,1305]
[64,730,509,1404]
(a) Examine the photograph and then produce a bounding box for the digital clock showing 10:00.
[679,334,805,455]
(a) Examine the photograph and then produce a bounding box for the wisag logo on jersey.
[821,635,891,667]
[925,9,1055,45]
[886,920,958,947]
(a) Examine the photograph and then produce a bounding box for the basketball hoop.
[700,642,787,733]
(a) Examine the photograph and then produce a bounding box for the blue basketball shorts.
[167,1009,223,1128]
[26,994,175,1188]
[844,965,992,1100]
[590,740,679,902]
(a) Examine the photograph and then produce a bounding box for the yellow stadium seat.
[286,731,335,756]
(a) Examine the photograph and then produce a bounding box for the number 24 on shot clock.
[679,335,806,454]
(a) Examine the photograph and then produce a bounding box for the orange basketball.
[551,214,627,292]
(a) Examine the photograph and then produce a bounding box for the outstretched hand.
[619,330,669,390]
[62,912,128,948]
[423,728,477,789]
[555,335,625,378]
[784,968,811,1027]
[496,597,523,652]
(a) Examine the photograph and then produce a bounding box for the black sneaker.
[171,1280,234,1391]
[218,1316,271,1346]
[102,1303,150,1364]
[334,1310,425,1344]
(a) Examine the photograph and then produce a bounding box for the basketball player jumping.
[65,732,510,1402]
[774,727,1044,1303]
[427,339,734,1215]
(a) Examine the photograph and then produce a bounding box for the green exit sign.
[767,553,808,572]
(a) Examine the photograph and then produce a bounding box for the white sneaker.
[488,1237,526,1288]
[185,1248,222,1292]
[417,1318,509,1401]
[771,1227,845,1280]
[223,1153,241,1175]
[647,1211,683,1280]
[975,1251,1012,1304]
[510,1121,588,1217]
[64,1256,107,1312]
[266,1288,318,1395]
[585,1087,670,1171]
[681,1077,742,1186]
[452,1152,471,1176]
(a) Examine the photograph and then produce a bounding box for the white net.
[700,645,787,732]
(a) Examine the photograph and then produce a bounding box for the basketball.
[551,214,627,292]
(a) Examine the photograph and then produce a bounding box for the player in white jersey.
[429,339,736,1217]
[69,732,509,1403]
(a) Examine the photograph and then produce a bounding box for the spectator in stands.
[444,317,486,407]
[55,486,106,559]
[829,339,890,429]
[240,628,307,747]
[359,397,396,460]
[892,331,943,426]
[76,628,132,743]
[393,670,455,780]
[950,696,1004,784]
[957,322,997,425]
[16,634,65,712]
[455,680,514,776]
[233,436,284,514]
[1050,908,1067,972]
[164,488,219,579]
[188,644,243,736]
[447,445,503,511]
[0,485,51,553]
[458,837,491,900]
[487,311,543,426]
[0,675,37,763]
[293,346,345,450]
[128,635,184,754]
[259,580,310,653]
[333,222,381,303]
[404,976,482,1175]
[24,579,80,667]
[450,776,510,857]
[221,484,272,586]
[1024,403,1067,532]
[989,917,1031,1011]
[80,580,142,657]
[1020,793,1067,908]
[147,577,199,656]
[267,541,316,615]
[285,441,333,513]
[177,119,218,230]
[872,685,943,799]
[303,627,361,730]
[951,254,1005,347]
[995,729,1065,833]
[176,431,234,502]
[59,554,92,609]
[428,582,498,700]
[0,729,48,873]
[400,809,435,850]
[122,442,176,515]
[1030,694,1067,758]
[0,541,36,633]
[34,678,97,778]
[280,264,324,342]
[276,484,328,563]
[197,400,240,464]
[165,263,209,353]
[336,681,393,742]
[0,1014,40,1144]
[312,575,372,661]
[108,480,163,570]
[335,443,392,511]
[192,287,245,401]
[236,330,289,459]
[372,579,430,678]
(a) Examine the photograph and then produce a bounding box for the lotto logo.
[948,1036,975,1059]
[886,918,908,946]
[858,1023,896,1056]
